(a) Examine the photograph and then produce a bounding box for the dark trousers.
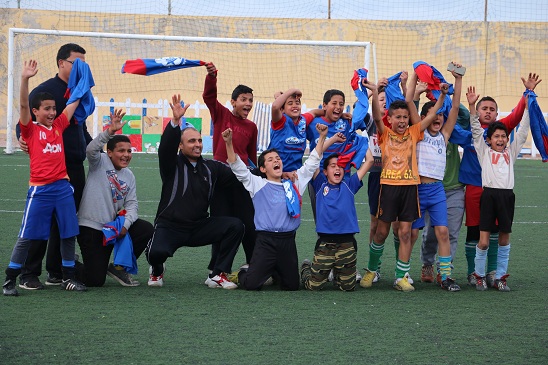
[209,182,256,266]
[238,231,299,291]
[21,165,86,281]
[78,219,153,287]
[146,217,244,276]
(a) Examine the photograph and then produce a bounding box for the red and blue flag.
[121,57,205,76]
[413,61,454,117]
[525,89,548,162]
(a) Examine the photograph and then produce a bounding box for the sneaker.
[355,270,362,282]
[3,279,18,296]
[421,265,434,283]
[393,273,415,292]
[206,272,237,289]
[372,271,381,283]
[148,264,165,287]
[486,270,496,288]
[263,276,274,286]
[467,273,477,286]
[440,277,461,292]
[474,273,488,291]
[327,268,334,282]
[359,269,377,288]
[494,274,511,292]
[19,276,44,290]
[61,279,87,292]
[107,263,140,287]
[45,273,63,286]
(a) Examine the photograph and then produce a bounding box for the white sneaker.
[328,269,334,282]
[148,264,165,287]
[206,273,237,289]
[373,271,381,283]
[355,270,363,282]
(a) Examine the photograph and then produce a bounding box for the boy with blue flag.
[223,124,343,290]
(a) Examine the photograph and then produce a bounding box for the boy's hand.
[449,62,464,79]
[439,83,449,95]
[22,60,38,79]
[331,132,346,144]
[169,94,190,123]
[466,86,479,105]
[205,62,217,77]
[377,77,388,89]
[222,128,233,143]
[341,112,353,120]
[400,70,409,83]
[282,171,298,182]
[363,79,377,91]
[107,108,127,135]
[416,81,429,95]
[274,91,283,99]
[316,123,328,137]
[522,73,542,91]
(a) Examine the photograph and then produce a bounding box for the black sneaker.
[474,273,488,291]
[107,263,140,287]
[494,274,511,292]
[3,279,18,296]
[440,277,461,292]
[19,276,45,290]
[61,279,87,292]
[45,273,63,286]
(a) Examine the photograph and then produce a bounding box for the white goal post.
[5,27,376,154]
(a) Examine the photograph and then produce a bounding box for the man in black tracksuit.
[17,43,92,289]
[146,95,244,289]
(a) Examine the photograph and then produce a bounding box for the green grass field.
[0,152,547,364]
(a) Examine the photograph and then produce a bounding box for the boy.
[203,62,257,272]
[408,64,464,291]
[301,148,374,291]
[77,109,154,287]
[360,74,448,292]
[467,86,532,291]
[3,60,86,296]
[223,124,341,290]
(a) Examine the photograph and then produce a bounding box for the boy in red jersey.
[202,62,258,275]
[3,60,91,296]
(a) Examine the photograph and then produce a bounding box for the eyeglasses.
[64,59,74,64]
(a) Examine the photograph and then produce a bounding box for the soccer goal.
[5,27,376,154]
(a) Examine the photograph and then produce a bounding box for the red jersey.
[203,75,258,166]
[20,114,70,186]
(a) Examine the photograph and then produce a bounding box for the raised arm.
[356,149,374,181]
[311,125,345,179]
[271,88,302,124]
[441,64,464,142]
[466,85,480,117]
[400,70,409,100]
[19,60,39,126]
[222,128,237,164]
[86,108,127,166]
[363,80,383,134]
[419,84,448,132]
[405,71,421,125]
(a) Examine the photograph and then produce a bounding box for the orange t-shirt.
[378,123,423,185]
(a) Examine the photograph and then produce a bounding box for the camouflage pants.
[303,238,357,291]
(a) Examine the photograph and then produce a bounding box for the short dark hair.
[486,121,508,139]
[323,89,345,104]
[377,85,386,94]
[323,153,339,170]
[107,134,131,152]
[476,96,498,111]
[30,92,55,110]
[257,148,279,178]
[388,100,409,116]
[231,84,253,101]
[56,43,86,66]
[420,100,437,116]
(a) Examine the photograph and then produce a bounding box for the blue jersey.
[268,113,312,172]
[306,116,365,168]
[312,172,363,234]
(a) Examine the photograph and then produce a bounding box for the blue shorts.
[367,172,381,216]
[18,179,79,240]
[412,181,448,229]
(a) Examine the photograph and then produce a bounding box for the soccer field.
[0,152,547,364]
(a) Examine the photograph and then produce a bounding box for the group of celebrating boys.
[3,42,542,296]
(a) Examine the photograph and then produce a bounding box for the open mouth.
[334,171,341,178]
[273,163,281,170]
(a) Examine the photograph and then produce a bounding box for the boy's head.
[56,43,86,82]
[323,153,343,185]
[486,121,509,153]
[420,100,444,133]
[378,85,387,112]
[230,84,253,120]
[258,148,283,180]
[30,92,56,126]
[282,93,302,119]
[179,127,203,162]
[107,135,132,170]
[476,96,498,125]
[387,100,410,135]
[322,89,345,123]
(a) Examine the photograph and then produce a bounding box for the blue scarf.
[282,180,301,218]
[122,57,205,76]
[65,58,95,123]
[384,72,405,109]
[351,68,370,129]
[524,90,548,162]
[102,216,138,275]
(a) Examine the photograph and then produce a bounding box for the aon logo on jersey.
[43,143,62,153]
